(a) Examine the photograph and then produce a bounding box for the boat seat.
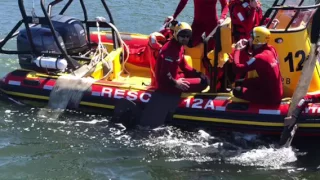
[184,43,204,73]
[184,55,193,68]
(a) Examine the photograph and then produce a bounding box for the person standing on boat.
[154,22,209,94]
[232,26,283,104]
[229,0,265,43]
[165,0,229,47]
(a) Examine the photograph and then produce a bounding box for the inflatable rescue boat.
[1,0,320,136]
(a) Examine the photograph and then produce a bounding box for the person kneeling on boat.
[155,22,209,94]
[232,26,283,104]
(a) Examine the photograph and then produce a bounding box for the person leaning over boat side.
[154,22,209,94]
[232,26,283,104]
[164,0,229,47]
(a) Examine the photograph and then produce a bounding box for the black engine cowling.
[16,15,88,71]
[48,15,88,55]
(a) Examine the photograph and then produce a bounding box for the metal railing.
[0,0,121,70]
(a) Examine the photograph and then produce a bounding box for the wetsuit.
[229,0,264,42]
[232,44,283,104]
[155,39,208,94]
[173,0,229,47]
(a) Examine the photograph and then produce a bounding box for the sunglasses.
[178,34,191,38]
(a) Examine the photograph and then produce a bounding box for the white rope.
[91,18,109,65]
[85,17,112,80]
[90,17,130,80]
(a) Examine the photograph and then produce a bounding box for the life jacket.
[148,32,167,51]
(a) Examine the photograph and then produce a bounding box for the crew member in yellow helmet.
[154,21,209,93]
[232,26,283,104]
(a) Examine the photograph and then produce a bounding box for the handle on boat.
[279,8,320,148]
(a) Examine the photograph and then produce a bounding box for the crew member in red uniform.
[146,21,178,86]
[232,26,283,104]
[145,32,168,87]
[229,0,265,42]
[155,22,209,94]
[165,0,229,47]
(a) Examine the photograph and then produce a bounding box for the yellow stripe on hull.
[0,88,115,109]
[1,88,320,129]
[174,115,320,128]
[1,89,49,100]
[79,101,114,109]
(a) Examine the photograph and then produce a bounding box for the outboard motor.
[48,15,88,55]
[17,27,68,71]
[16,15,88,72]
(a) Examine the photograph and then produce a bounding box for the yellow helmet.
[251,26,271,45]
[173,22,192,40]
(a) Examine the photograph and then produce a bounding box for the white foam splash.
[75,119,108,124]
[227,146,297,169]
[134,128,222,162]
